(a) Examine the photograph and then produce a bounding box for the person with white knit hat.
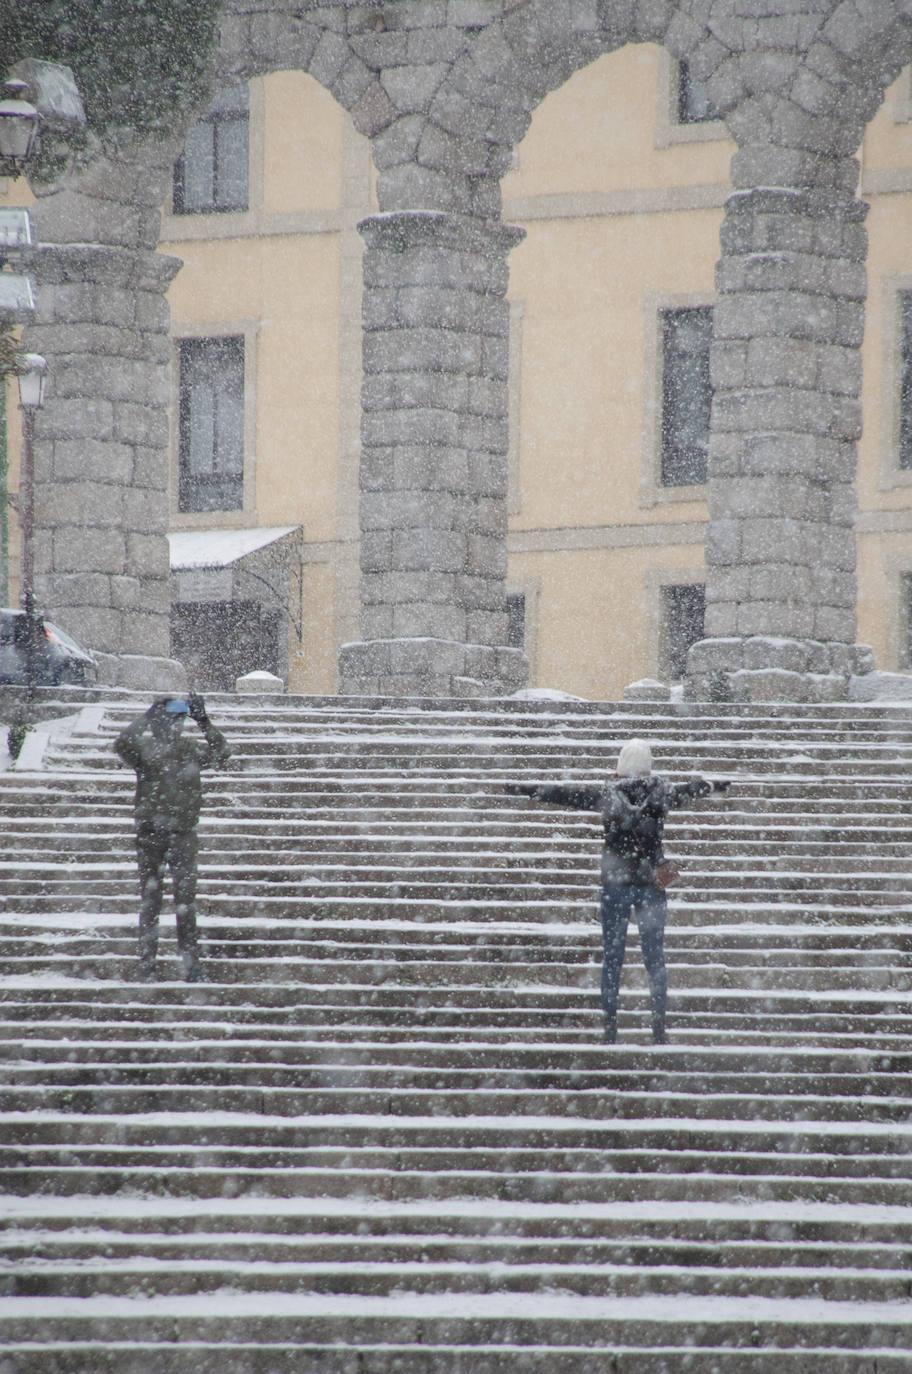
[506,738,729,1044]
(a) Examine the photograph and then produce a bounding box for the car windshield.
[44,621,88,656]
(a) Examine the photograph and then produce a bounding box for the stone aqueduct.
[21,0,912,700]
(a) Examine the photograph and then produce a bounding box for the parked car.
[0,608,97,686]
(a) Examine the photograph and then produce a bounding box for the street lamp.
[17,353,46,699]
[0,79,40,178]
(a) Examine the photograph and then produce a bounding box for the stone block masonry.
[689,181,874,703]
[25,241,180,672]
[340,207,529,696]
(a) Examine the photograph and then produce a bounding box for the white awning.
[168,527,299,571]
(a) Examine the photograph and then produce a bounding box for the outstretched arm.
[665,777,729,809]
[505,782,604,812]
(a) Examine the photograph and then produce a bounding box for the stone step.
[2,1164,909,1208]
[5,1194,911,1244]
[3,1229,910,1274]
[5,1037,910,1077]
[2,955,909,994]
[2,1033,908,1083]
[7,834,912,863]
[3,935,907,970]
[2,982,908,1025]
[55,751,912,782]
[1,1009,906,1048]
[2,1058,908,1105]
[3,1083,910,1124]
[67,706,912,733]
[0,1340,908,1373]
[4,853,912,883]
[5,889,911,920]
[9,799,912,830]
[1,1302,910,1356]
[4,918,912,953]
[3,1256,910,1303]
[5,1106,909,1148]
[3,1140,910,1181]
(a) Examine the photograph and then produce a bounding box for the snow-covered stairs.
[0,690,911,1371]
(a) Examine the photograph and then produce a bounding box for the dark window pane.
[176,122,215,213]
[678,61,721,124]
[506,593,525,650]
[900,293,912,470]
[662,584,706,679]
[178,337,245,513]
[171,599,279,692]
[173,84,249,214]
[216,117,249,209]
[661,305,712,487]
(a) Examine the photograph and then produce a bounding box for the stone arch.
[341,0,912,700]
[339,1,733,696]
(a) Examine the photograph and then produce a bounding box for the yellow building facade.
[7,42,912,699]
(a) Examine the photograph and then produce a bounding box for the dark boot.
[651,1011,667,1045]
[603,1015,617,1044]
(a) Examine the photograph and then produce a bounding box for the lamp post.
[17,353,46,699]
[0,79,40,178]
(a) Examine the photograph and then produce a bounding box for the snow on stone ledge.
[849,671,912,701]
[511,687,587,702]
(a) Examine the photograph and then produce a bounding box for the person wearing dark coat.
[506,738,729,1045]
[114,693,230,983]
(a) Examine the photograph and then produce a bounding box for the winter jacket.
[114,711,230,832]
[506,775,716,885]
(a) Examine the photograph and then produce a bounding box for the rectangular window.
[899,292,912,470]
[173,84,249,214]
[178,336,245,513]
[506,592,526,650]
[677,62,721,124]
[660,305,713,487]
[661,583,706,680]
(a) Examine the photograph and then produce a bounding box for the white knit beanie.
[616,738,653,777]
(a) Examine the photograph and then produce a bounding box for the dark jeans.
[599,881,667,1033]
[136,823,199,969]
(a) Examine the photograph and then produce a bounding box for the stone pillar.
[24,244,182,687]
[686,185,874,703]
[339,210,528,698]
[23,137,187,689]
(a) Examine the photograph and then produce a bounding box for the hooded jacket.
[114,707,230,832]
[507,774,713,885]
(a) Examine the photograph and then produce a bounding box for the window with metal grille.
[173,85,249,215]
[661,583,706,680]
[178,337,245,513]
[660,305,713,487]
